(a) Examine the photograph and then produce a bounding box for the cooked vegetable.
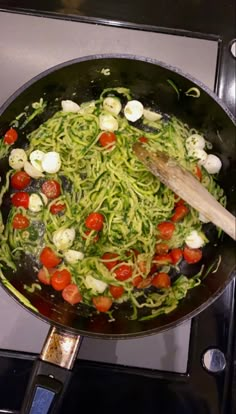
[4,128,18,145]
[11,171,31,190]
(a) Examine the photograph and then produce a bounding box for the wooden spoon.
[133,142,236,240]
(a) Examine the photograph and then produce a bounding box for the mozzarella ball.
[9,149,27,170]
[52,228,75,251]
[186,134,205,152]
[202,154,222,174]
[188,148,208,165]
[99,114,118,131]
[24,161,44,178]
[199,212,210,223]
[103,97,122,116]
[29,150,45,172]
[124,100,144,122]
[185,230,205,249]
[41,152,61,174]
[29,193,48,212]
[84,275,107,294]
[64,249,84,264]
[61,100,80,113]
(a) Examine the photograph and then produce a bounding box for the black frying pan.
[0,55,235,413]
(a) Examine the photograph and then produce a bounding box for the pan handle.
[20,326,83,414]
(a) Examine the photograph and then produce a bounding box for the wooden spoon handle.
[133,142,236,240]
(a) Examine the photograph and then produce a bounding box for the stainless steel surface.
[40,327,82,369]
[0,11,218,373]
[202,348,226,373]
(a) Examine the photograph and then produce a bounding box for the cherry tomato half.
[11,192,29,209]
[101,252,119,271]
[85,212,104,231]
[3,128,18,145]
[42,180,61,199]
[93,296,113,312]
[115,264,133,281]
[12,213,29,229]
[152,272,171,288]
[170,248,183,264]
[99,132,117,148]
[39,246,62,268]
[136,276,153,289]
[153,254,173,265]
[183,246,203,264]
[171,205,189,222]
[50,203,66,215]
[194,164,202,181]
[11,171,31,190]
[37,267,56,285]
[109,285,124,299]
[138,136,148,143]
[157,221,175,240]
[51,269,71,291]
[132,275,143,287]
[155,243,169,255]
[62,284,82,305]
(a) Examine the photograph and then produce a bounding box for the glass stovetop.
[0,11,219,373]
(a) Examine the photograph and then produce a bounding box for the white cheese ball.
[186,134,206,152]
[61,100,80,113]
[103,97,122,116]
[29,150,45,172]
[24,161,44,178]
[124,100,144,122]
[188,148,208,165]
[41,152,61,174]
[64,249,84,264]
[52,228,75,251]
[199,212,210,223]
[29,193,48,212]
[99,114,118,131]
[84,275,107,294]
[202,154,222,174]
[185,230,205,249]
[9,149,27,170]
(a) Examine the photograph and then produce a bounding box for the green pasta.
[0,88,224,320]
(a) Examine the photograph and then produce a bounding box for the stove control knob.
[202,348,226,373]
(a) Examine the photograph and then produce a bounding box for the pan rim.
[0,53,235,339]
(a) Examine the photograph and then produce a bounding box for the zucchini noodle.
[0,88,225,320]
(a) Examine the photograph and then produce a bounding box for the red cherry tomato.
[85,212,104,231]
[155,243,169,254]
[12,213,29,229]
[194,164,202,181]
[183,246,203,264]
[157,221,175,240]
[138,136,148,143]
[37,267,56,285]
[152,272,171,288]
[170,248,183,264]
[109,285,124,299]
[62,284,82,305]
[171,205,189,222]
[11,171,31,190]
[84,229,99,243]
[174,196,185,207]
[99,132,117,148]
[115,264,133,281]
[93,296,113,312]
[50,203,66,214]
[39,246,62,268]
[153,254,173,265]
[51,269,71,291]
[11,192,29,209]
[132,275,143,287]
[136,276,153,289]
[42,180,61,199]
[3,128,18,145]
[101,252,119,271]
